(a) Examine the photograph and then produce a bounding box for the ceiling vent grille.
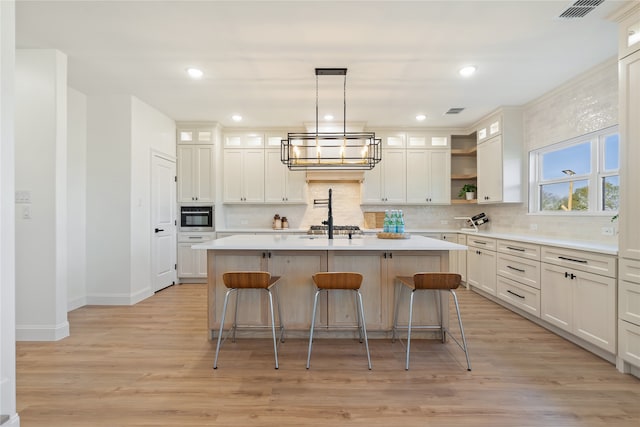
[445,107,465,115]
[558,0,604,19]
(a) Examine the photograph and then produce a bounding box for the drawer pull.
[507,290,525,299]
[507,265,525,273]
[558,256,587,264]
[506,246,525,252]
[473,240,487,245]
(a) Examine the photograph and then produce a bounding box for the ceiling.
[15,0,626,130]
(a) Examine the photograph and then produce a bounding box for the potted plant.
[458,184,477,200]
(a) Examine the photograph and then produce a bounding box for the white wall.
[86,95,132,304]
[86,95,175,304]
[130,97,175,297]
[15,49,69,341]
[67,87,87,311]
[1,0,19,422]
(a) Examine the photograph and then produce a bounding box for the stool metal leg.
[356,290,372,370]
[437,289,446,343]
[306,289,321,369]
[451,290,472,371]
[406,289,416,370]
[267,289,279,369]
[392,282,403,343]
[355,290,364,343]
[214,288,234,369]
[232,289,240,343]
[274,286,285,343]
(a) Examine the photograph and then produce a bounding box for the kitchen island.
[193,234,467,338]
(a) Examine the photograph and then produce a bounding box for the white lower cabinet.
[496,276,541,317]
[467,236,496,295]
[619,258,640,370]
[618,319,640,367]
[541,251,616,353]
[495,239,541,317]
[177,233,215,280]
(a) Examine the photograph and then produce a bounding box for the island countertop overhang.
[192,234,467,252]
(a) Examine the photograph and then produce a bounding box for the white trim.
[16,321,69,342]
[67,295,86,312]
[86,287,153,306]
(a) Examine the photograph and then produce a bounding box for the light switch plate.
[15,190,31,203]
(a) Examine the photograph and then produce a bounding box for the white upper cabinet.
[361,134,406,204]
[224,132,265,148]
[177,145,215,203]
[176,123,216,203]
[619,6,640,261]
[223,132,266,203]
[264,148,307,203]
[476,108,523,204]
[406,148,451,204]
[618,6,640,59]
[178,128,214,145]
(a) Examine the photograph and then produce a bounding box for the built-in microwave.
[180,206,214,232]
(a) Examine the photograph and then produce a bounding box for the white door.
[151,153,177,292]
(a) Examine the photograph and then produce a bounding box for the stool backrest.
[413,273,461,290]
[312,272,363,290]
[223,271,271,289]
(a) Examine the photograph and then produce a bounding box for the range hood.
[305,170,365,183]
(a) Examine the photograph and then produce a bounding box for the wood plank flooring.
[16,284,640,426]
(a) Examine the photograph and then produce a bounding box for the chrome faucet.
[313,188,334,239]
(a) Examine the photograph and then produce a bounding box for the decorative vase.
[466,192,475,200]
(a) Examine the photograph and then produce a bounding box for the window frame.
[528,126,619,215]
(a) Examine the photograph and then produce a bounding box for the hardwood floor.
[17,284,640,426]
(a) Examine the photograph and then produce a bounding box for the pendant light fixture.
[281,68,381,171]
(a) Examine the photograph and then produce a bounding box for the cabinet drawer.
[467,236,496,251]
[497,253,541,289]
[619,280,640,325]
[541,246,616,278]
[497,239,540,261]
[620,258,640,284]
[619,319,640,368]
[497,276,540,318]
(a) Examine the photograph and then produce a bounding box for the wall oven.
[180,206,214,232]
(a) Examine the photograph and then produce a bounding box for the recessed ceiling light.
[186,67,203,79]
[459,66,477,77]
[231,114,242,122]
[324,114,334,121]
[416,114,427,121]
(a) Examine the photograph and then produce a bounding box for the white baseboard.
[67,295,87,312]
[86,287,153,306]
[16,321,69,341]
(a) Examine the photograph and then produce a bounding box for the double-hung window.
[529,126,619,214]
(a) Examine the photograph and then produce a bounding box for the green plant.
[458,184,477,198]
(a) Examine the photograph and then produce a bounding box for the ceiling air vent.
[445,107,465,115]
[558,0,604,19]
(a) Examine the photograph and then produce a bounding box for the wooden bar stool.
[214,271,285,369]
[392,273,471,371]
[307,272,372,370]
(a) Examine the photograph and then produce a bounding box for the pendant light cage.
[281,68,382,171]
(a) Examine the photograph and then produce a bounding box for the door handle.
[155,228,164,233]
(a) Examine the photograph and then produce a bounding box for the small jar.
[273,214,281,229]
[281,217,289,229]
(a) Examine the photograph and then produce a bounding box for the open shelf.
[451,199,477,204]
[451,146,477,156]
[451,174,478,180]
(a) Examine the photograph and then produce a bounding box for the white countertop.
[212,228,618,255]
[193,233,467,252]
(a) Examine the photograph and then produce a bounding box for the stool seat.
[307,272,372,370]
[214,271,285,369]
[393,272,471,371]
